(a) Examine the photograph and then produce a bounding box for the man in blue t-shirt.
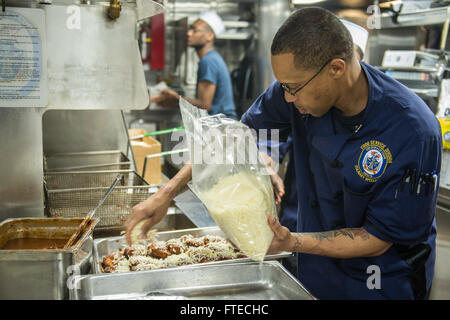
[151,11,237,119]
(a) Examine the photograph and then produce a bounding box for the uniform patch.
[355,140,392,183]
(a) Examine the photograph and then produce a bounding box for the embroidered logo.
[355,140,392,183]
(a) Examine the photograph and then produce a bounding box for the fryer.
[45,185,192,236]
[44,170,148,190]
[44,150,131,172]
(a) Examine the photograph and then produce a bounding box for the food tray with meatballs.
[93,226,293,274]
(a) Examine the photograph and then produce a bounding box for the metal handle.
[142,149,189,178]
[130,126,185,140]
[64,174,123,248]
[86,174,123,220]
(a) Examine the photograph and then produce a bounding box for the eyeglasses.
[280,59,332,96]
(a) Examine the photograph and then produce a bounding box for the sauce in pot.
[0,238,69,250]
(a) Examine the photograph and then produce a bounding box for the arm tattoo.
[293,234,302,251]
[305,228,370,242]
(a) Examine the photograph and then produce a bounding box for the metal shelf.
[411,87,439,97]
[380,6,450,28]
[216,31,253,40]
[223,21,251,28]
[378,65,439,73]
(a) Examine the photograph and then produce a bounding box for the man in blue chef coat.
[125,7,442,299]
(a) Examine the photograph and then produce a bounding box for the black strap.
[394,242,432,300]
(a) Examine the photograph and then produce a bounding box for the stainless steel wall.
[367,26,427,67]
[0,1,160,222]
[255,0,291,93]
[42,110,130,156]
[0,109,133,222]
[0,108,45,221]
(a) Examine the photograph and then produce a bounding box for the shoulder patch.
[355,140,393,183]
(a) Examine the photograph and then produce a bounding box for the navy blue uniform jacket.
[242,62,442,299]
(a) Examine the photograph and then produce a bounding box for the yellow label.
[438,117,450,150]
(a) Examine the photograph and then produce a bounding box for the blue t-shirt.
[197,50,237,118]
[242,62,442,299]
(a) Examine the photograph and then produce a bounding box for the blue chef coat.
[242,62,442,299]
[278,136,298,233]
[258,134,298,232]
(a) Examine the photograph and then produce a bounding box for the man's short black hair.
[271,7,354,70]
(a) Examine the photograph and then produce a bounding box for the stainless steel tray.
[44,150,131,172]
[70,261,315,300]
[92,226,293,274]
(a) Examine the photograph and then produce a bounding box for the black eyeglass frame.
[280,58,333,96]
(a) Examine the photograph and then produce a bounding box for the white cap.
[198,11,225,36]
[341,19,369,55]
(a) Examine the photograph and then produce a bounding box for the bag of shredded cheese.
[179,98,277,261]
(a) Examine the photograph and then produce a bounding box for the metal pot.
[0,217,98,300]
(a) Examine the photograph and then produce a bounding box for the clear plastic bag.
[179,98,277,261]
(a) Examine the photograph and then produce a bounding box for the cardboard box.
[128,128,161,184]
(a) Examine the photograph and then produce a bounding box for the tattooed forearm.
[304,228,371,242]
[289,228,390,258]
[292,234,302,251]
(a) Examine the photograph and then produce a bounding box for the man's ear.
[329,58,346,79]
[205,31,215,43]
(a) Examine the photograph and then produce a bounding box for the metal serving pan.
[0,217,98,300]
[44,150,131,172]
[92,226,293,274]
[70,261,315,300]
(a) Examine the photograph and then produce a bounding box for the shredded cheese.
[199,172,275,261]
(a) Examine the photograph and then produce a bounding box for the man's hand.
[123,190,172,245]
[260,152,285,205]
[124,163,193,246]
[270,170,285,206]
[266,215,293,255]
[150,89,179,108]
